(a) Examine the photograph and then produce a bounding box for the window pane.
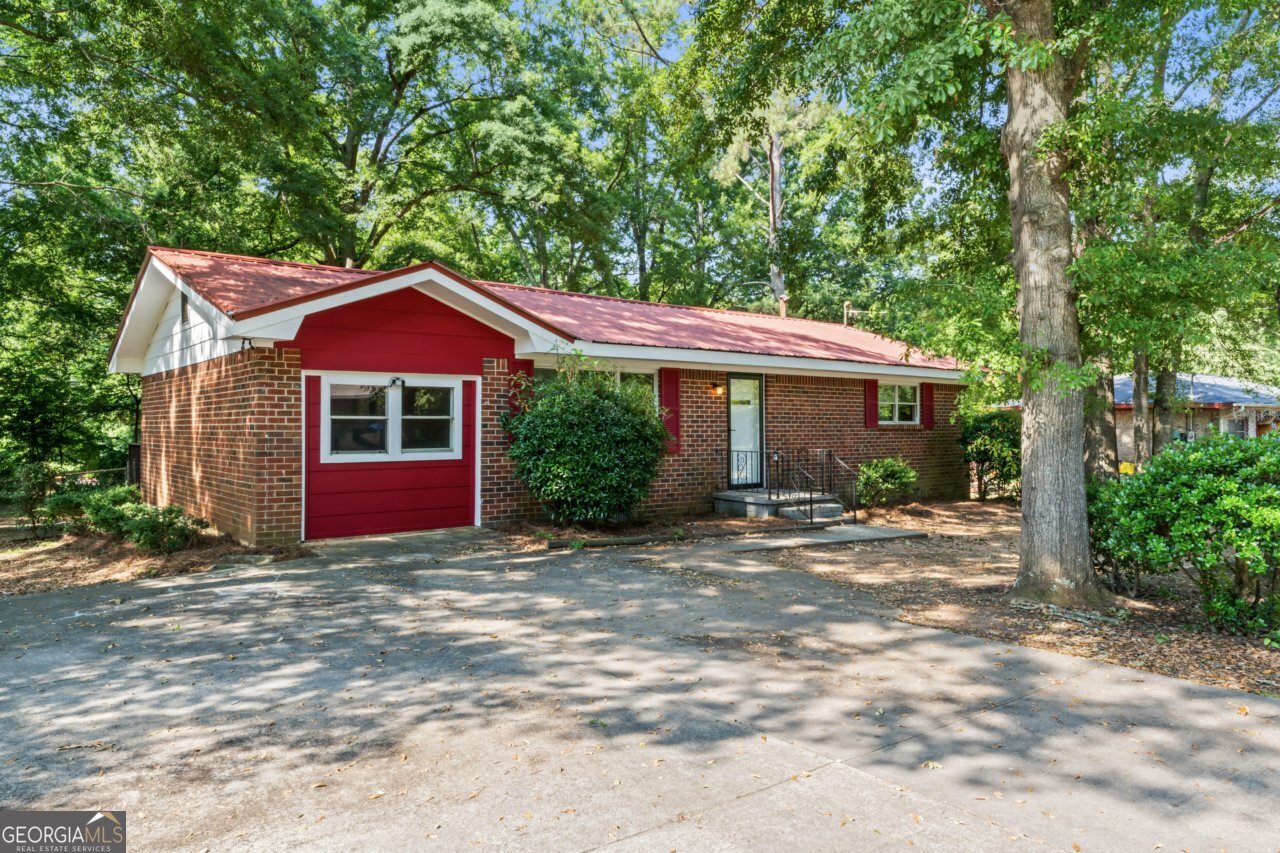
[897,404,916,423]
[1226,418,1248,437]
[404,387,452,417]
[403,418,451,450]
[897,385,917,403]
[330,384,386,416]
[533,368,557,383]
[330,418,387,453]
[878,384,895,403]
[878,404,895,421]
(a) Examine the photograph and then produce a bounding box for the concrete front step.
[713,490,840,518]
[779,502,846,521]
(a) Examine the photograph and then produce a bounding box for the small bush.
[857,457,918,508]
[502,355,669,523]
[118,503,209,554]
[5,462,56,533]
[1089,432,1280,635]
[82,485,142,537]
[43,490,92,533]
[959,410,1021,499]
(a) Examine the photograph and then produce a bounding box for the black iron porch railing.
[724,448,859,523]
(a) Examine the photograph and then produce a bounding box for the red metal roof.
[142,247,958,370]
[477,281,958,369]
[149,247,378,317]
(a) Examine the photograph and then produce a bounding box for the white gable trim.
[111,256,237,374]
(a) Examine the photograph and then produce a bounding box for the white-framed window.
[320,374,463,463]
[1221,414,1251,438]
[878,383,919,425]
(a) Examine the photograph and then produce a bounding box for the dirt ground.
[774,500,1280,696]
[0,528,311,596]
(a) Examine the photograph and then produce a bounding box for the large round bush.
[502,362,669,523]
[1090,432,1280,636]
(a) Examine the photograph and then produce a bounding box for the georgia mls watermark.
[0,811,125,853]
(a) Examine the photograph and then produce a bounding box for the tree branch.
[1215,192,1280,245]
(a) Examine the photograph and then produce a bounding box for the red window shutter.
[864,379,879,429]
[921,382,935,429]
[659,368,681,453]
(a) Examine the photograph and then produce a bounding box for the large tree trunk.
[1132,349,1151,465]
[1002,0,1105,606]
[1084,361,1118,479]
[1153,360,1179,453]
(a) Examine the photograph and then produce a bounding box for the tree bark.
[1083,361,1118,480]
[1132,349,1151,465]
[766,130,785,303]
[1002,0,1105,606]
[1153,357,1179,453]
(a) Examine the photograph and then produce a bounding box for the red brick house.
[109,247,968,543]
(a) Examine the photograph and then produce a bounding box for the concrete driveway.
[1,529,1277,851]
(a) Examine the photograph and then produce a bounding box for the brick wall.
[477,363,969,525]
[144,353,967,538]
[1116,407,1227,463]
[140,348,302,544]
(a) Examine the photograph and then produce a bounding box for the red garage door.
[303,375,477,539]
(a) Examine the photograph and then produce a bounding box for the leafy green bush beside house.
[39,483,210,554]
[856,457,918,508]
[1089,432,1280,640]
[959,410,1021,499]
[501,357,670,524]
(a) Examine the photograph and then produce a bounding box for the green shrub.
[118,503,209,554]
[5,462,56,532]
[43,490,91,533]
[1089,432,1280,635]
[857,457,918,508]
[959,410,1021,499]
[82,485,141,537]
[501,356,669,523]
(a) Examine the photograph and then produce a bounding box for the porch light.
[710,381,726,396]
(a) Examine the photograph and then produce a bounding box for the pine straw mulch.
[501,513,808,551]
[0,528,313,596]
[772,500,1280,697]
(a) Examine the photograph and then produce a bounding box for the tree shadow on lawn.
[0,542,1275,846]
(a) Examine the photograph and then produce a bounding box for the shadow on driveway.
[0,532,1276,850]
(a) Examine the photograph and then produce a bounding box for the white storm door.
[728,375,763,487]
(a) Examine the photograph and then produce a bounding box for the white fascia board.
[227,267,567,351]
[549,341,966,383]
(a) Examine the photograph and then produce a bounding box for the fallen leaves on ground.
[0,530,312,596]
[778,500,1280,696]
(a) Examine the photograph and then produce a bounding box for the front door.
[728,374,764,487]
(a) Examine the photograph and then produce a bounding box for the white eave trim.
[544,341,966,383]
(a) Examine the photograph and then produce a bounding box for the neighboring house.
[109,247,968,543]
[1113,373,1280,463]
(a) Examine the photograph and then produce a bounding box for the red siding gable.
[281,287,515,373]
